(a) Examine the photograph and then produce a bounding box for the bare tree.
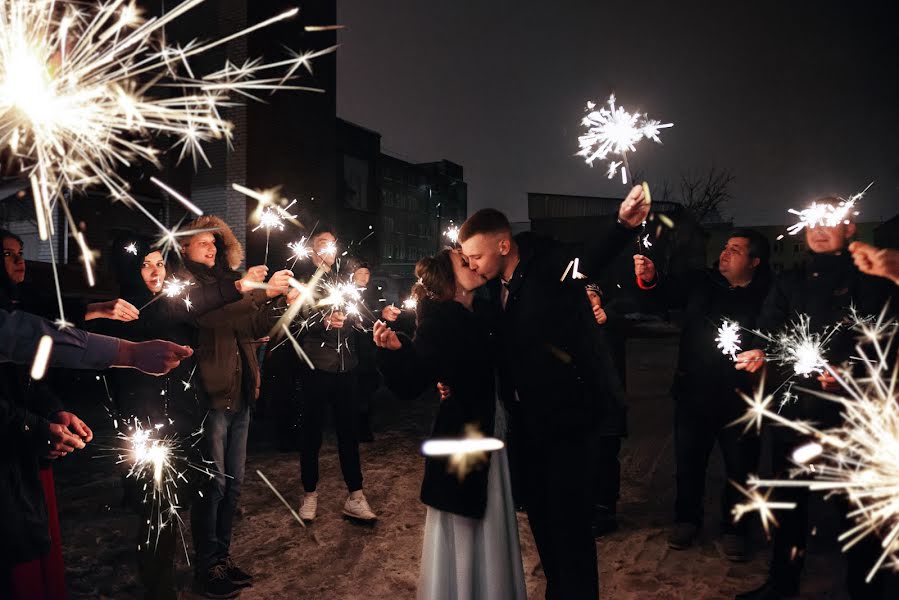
[675,167,735,223]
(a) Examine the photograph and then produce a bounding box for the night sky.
[336,1,898,227]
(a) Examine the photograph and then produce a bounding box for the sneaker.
[667,522,699,550]
[223,556,253,588]
[718,533,748,562]
[299,491,318,522]
[735,579,799,599]
[343,490,377,522]
[199,564,240,599]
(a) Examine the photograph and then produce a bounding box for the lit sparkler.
[716,319,742,360]
[733,316,899,581]
[786,182,872,236]
[252,200,297,264]
[138,275,194,310]
[124,242,138,255]
[0,0,333,323]
[444,223,459,246]
[576,93,673,184]
[287,236,312,265]
[402,297,417,311]
[422,425,504,480]
[752,314,837,378]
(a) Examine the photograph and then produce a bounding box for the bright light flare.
[716,320,742,360]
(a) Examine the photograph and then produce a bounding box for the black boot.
[735,579,799,600]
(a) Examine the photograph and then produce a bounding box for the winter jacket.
[179,216,283,413]
[494,224,635,443]
[756,251,895,428]
[641,266,772,419]
[377,298,499,518]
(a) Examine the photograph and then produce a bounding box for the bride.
[373,248,527,600]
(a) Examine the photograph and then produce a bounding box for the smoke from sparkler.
[576,93,673,184]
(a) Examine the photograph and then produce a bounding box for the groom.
[458,185,649,599]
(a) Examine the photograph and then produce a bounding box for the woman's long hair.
[411,249,456,325]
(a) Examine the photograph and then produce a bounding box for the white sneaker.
[299,491,318,521]
[343,491,377,522]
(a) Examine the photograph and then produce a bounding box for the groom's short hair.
[459,209,511,242]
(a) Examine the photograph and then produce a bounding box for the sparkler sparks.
[716,319,742,360]
[444,224,459,246]
[0,0,332,326]
[576,94,673,184]
[421,425,504,480]
[401,297,417,311]
[734,316,899,581]
[786,182,871,236]
[124,242,138,255]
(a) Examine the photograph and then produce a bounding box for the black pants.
[520,434,598,599]
[768,430,894,598]
[299,370,363,493]
[354,371,380,421]
[593,435,622,512]
[674,399,760,533]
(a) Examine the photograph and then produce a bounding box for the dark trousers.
[768,430,894,598]
[520,434,598,599]
[299,370,363,493]
[354,371,380,424]
[593,435,622,512]
[674,399,760,533]
[192,406,251,573]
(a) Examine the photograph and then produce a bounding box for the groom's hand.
[436,382,451,402]
[618,184,650,228]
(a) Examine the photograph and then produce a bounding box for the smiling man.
[634,228,772,562]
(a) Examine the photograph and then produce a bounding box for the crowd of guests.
[1,183,899,600]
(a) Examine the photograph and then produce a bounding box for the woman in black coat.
[89,236,204,600]
[373,248,526,600]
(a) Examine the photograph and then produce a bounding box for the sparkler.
[29,334,52,380]
[287,236,312,266]
[138,275,194,310]
[444,223,459,246]
[402,297,417,311]
[422,425,504,480]
[576,93,672,184]
[716,319,742,360]
[251,200,298,264]
[750,314,837,378]
[733,315,899,581]
[786,182,872,236]
[124,242,138,255]
[0,0,333,322]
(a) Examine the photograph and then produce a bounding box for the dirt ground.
[55,335,860,599]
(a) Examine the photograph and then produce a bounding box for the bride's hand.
[373,320,401,350]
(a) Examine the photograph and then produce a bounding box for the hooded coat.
[177,216,283,413]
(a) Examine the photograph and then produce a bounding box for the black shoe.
[667,522,699,550]
[223,556,253,588]
[198,564,241,599]
[735,579,799,600]
[718,533,748,562]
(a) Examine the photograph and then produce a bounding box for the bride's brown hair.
[411,249,455,310]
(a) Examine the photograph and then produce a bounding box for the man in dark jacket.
[296,228,376,524]
[351,261,380,442]
[634,229,772,561]
[734,203,895,600]
[458,184,649,599]
[179,215,291,599]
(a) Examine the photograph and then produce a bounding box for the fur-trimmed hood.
[180,215,244,271]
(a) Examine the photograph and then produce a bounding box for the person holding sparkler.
[177,215,291,598]
[295,227,377,524]
[88,235,235,600]
[734,198,895,600]
[0,309,191,599]
[457,185,649,599]
[634,229,771,561]
[351,261,381,442]
[849,241,899,286]
[583,283,629,539]
[373,248,527,599]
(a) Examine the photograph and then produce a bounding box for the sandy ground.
[55,336,859,599]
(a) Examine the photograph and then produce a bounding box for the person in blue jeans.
[179,216,291,599]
